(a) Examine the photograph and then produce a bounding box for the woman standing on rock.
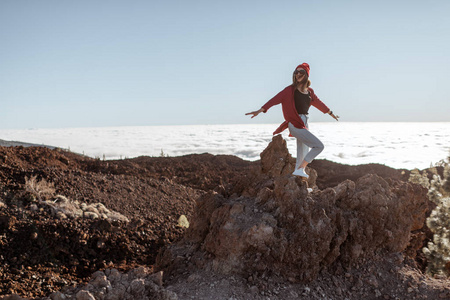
[246,63,339,178]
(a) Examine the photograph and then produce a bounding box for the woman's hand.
[245,108,265,118]
[328,110,340,121]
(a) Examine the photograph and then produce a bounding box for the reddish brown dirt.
[309,159,411,190]
[0,145,446,299]
[0,146,257,298]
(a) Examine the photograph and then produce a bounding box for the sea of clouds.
[1,122,449,170]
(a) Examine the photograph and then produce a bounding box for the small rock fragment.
[177,215,189,228]
[75,290,95,300]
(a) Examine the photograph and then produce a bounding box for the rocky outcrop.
[259,134,318,188]
[157,136,430,282]
[260,134,294,177]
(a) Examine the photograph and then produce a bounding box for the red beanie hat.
[295,63,310,76]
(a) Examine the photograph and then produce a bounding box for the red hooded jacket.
[261,85,330,135]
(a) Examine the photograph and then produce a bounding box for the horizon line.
[1,120,450,131]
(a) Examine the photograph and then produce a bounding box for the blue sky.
[1,0,449,129]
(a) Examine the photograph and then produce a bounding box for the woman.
[246,63,339,178]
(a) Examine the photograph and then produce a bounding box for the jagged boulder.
[260,134,294,177]
[259,135,317,187]
[260,135,317,187]
[157,136,431,282]
[239,135,317,198]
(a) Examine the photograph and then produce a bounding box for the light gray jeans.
[288,114,324,169]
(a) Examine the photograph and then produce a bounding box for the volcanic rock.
[157,136,431,282]
[259,134,317,188]
[0,138,448,299]
[260,134,294,177]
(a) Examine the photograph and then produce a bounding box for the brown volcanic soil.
[0,146,259,298]
[309,159,411,190]
[0,145,446,299]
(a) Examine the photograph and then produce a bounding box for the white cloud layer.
[1,122,449,170]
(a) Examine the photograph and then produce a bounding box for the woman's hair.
[292,73,311,89]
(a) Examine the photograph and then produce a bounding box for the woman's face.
[294,68,307,83]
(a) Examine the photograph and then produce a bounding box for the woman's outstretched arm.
[246,86,288,118]
[327,110,340,121]
[245,108,266,118]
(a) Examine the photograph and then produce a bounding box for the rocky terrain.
[0,136,449,299]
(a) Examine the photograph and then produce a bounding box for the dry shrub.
[25,175,56,202]
[410,157,450,276]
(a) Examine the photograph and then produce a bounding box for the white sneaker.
[292,168,309,178]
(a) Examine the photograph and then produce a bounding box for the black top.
[294,89,311,114]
